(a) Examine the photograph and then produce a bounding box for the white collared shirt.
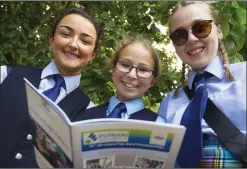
[158,56,246,135]
[0,61,94,107]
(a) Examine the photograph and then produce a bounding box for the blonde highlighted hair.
[111,36,162,77]
[169,1,235,97]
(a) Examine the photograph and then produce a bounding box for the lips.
[64,51,79,59]
[122,81,138,88]
[187,47,204,55]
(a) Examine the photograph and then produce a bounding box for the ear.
[49,36,54,49]
[90,52,96,61]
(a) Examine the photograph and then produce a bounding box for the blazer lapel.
[58,88,90,120]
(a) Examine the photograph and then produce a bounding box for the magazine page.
[71,119,185,169]
[24,78,74,168]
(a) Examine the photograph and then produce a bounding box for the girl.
[0,6,102,167]
[76,37,165,122]
[158,1,246,168]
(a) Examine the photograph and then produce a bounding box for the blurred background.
[0,1,246,110]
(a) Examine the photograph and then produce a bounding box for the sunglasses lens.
[192,20,212,38]
[170,28,188,46]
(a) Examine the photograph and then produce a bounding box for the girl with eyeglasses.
[158,1,246,168]
[75,37,165,123]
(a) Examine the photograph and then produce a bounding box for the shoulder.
[86,103,108,112]
[229,61,246,80]
[73,103,108,121]
[159,88,185,107]
[143,108,159,118]
[143,108,155,114]
[7,64,43,75]
[158,88,189,119]
[84,103,108,119]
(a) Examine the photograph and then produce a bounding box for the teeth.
[65,52,77,58]
[188,47,203,55]
[123,82,137,88]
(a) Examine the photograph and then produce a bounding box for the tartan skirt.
[197,135,246,168]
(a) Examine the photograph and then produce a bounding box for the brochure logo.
[84,131,129,144]
[88,133,98,142]
[149,132,166,146]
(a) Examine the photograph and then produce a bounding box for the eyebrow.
[175,19,207,30]
[59,25,94,39]
[120,59,153,68]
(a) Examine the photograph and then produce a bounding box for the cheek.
[140,79,152,89]
[53,36,67,48]
[79,45,94,56]
[175,46,185,59]
[203,36,218,54]
[112,70,121,83]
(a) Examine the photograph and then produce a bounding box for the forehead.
[170,4,213,31]
[119,43,154,66]
[57,14,96,35]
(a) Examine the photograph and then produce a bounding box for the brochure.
[24,78,185,168]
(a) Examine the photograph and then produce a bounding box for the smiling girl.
[158,1,246,168]
[76,37,165,122]
[0,6,102,167]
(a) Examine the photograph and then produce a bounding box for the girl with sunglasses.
[75,37,165,123]
[158,1,246,168]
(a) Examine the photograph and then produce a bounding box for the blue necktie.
[43,74,65,102]
[177,73,209,168]
[108,102,127,118]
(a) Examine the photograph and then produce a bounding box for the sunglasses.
[170,20,213,46]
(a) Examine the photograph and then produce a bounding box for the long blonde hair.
[169,1,235,97]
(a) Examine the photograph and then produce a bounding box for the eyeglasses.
[115,61,154,79]
[170,20,213,46]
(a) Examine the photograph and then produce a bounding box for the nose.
[126,67,138,79]
[187,29,199,44]
[68,38,79,50]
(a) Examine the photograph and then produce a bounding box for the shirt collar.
[187,56,224,89]
[41,61,81,94]
[108,96,144,116]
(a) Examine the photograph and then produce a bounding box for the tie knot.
[108,102,127,118]
[115,102,127,113]
[53,74,65,88]
[192,72,212,91]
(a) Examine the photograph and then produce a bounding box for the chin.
[192,63,207,71]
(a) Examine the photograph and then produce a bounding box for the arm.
[157,94,170,122]
[155,115,166,123]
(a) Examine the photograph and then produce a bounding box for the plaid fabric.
[197,135,246,168]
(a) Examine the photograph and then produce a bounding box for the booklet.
[24,78,186,169]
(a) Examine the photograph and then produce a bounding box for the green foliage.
[213,2,246,62]
[0,1,246,109]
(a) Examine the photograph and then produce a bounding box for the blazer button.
[26,134,33,141]
[15,153,23,160]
